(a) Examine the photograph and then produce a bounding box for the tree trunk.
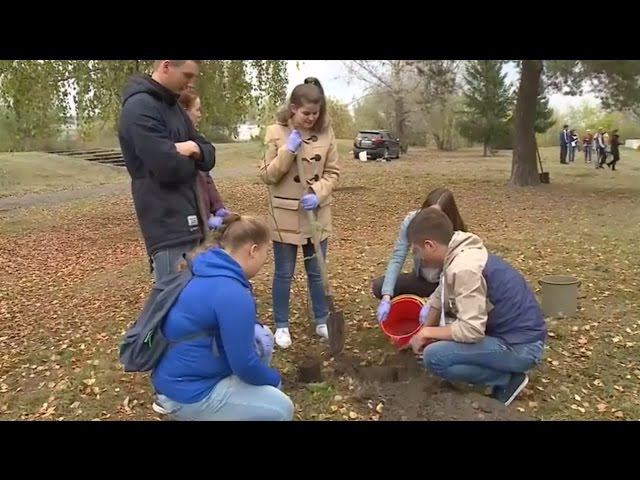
[510,60,543,186]
[391,61,409,154]
[394,95,406,150]
[483,142,488,157]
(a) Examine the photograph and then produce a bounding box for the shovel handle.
[296,155,331,294]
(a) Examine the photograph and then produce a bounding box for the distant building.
[235,123,261,142]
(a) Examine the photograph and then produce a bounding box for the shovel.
[296,155,345,356]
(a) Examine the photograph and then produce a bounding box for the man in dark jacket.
[559,124,570,164]
[607,130,621,170]
[118,60,215,283]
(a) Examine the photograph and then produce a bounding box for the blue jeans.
[272,240,329,329]
[156,351,294,421]
[422,336,545,388]
[151,240,199,284]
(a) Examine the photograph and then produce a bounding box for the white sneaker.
[275,328,292,349]
[152,402,172,415]
[315,324,329,340]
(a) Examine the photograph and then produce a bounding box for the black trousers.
[560,144,568,164]
[372,273,438,299]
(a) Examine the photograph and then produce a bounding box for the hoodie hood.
[122,74,179,107]
[191,247,250,289]
[444,231,486,270]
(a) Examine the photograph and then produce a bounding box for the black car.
[353,130,401,160]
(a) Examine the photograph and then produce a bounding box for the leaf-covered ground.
[1,146,639,420]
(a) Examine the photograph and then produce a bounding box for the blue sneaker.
[492,373,529,406]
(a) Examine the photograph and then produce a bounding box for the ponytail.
[178,214,269,271]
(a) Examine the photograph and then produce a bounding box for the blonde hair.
[178,214,269,271]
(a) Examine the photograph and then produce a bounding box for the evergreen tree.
[458,60,513,156]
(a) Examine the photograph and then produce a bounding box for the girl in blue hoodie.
[152,215,294,421]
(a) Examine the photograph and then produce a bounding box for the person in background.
[373,188,467,325]
[607,130,621,171]
[596,128,607,169]
[568,129,578,163]
[582,129,593,164]
[559,124,570,164]
[178,88,231,231]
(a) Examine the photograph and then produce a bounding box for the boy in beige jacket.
[407,208,547,406]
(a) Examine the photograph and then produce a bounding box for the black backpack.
[119,260,216,373]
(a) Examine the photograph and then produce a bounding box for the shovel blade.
[327,311,345,356]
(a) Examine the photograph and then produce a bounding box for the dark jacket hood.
[122,75,179,107]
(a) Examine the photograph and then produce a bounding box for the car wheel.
[384,148,390,161]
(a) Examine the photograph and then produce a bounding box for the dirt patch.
[297,355,323,383]
[332,351,531,421]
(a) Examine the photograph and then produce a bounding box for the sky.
[286,60,599,114]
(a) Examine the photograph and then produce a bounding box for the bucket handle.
[538,279,581,288]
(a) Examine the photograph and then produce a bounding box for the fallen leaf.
[574,394,582,402]
[596,403,608,412]
[82,378,95,386]
[348,411,358,419]
[614,411,624,418]
[376,403,384,413]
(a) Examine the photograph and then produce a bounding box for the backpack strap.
[168,330,221,357]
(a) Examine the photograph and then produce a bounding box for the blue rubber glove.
[287,129,303,153]
[254,324,274,358]
[377,299,391,324]
[208,215,224,231]
[214,207,231,218]
[419,304,430,325]
[300,193,319,211]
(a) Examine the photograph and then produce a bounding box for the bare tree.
[343,61,421,152]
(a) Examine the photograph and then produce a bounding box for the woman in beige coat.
[259,78,340,348]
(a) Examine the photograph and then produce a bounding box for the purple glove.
[208,215,224,230]
[254,324,274,358]
[377,299,391,324]
[214,208,231,218]
[419,304,430,325]
[300,193,319,211]
[287,129,303,153]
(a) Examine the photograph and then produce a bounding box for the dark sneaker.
[492,373,529,406]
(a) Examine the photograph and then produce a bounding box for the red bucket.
[380,294,425,349]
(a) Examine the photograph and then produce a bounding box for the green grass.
[0,152,127,198]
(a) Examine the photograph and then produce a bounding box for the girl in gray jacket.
[373,188,467,323]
